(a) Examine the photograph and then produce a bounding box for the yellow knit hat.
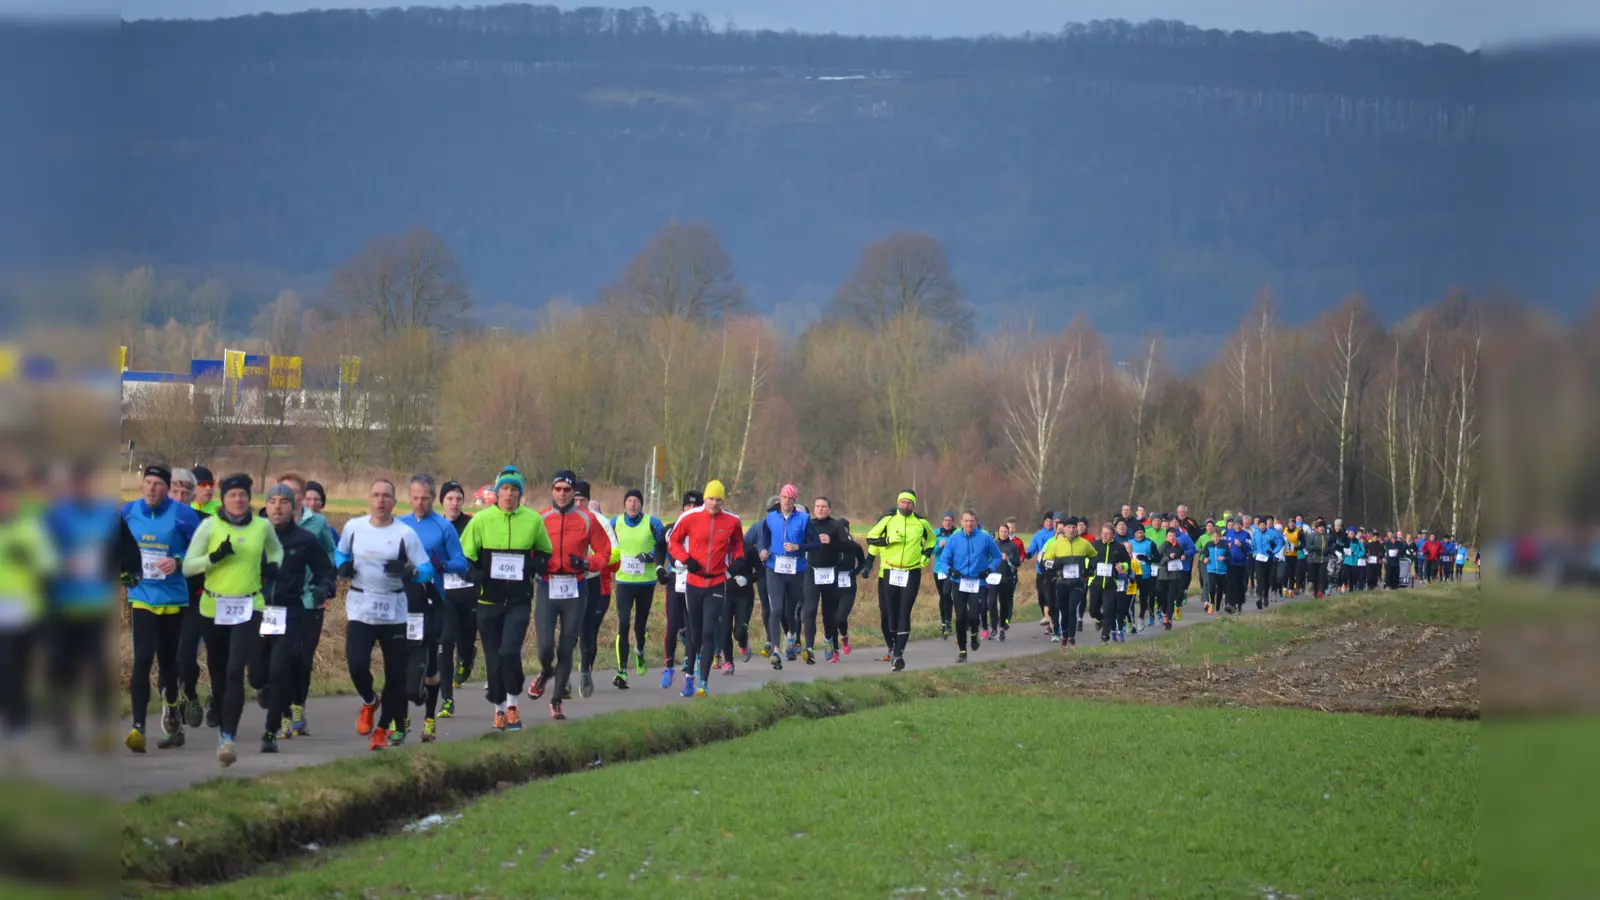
[704,479,726,500]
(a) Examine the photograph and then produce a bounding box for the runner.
[931,512,958,639]
[571,482,620,698]
[1222,517,1253,612]
[829,521,870,659]
[665,479,744,697]
[864,490,938,671]
[43,460,141,751]
[121,464,201,752]
[936,510,1001,663]
[165,467,212,730]
[528,470,612,718]
[1127,522,1156,628]
[303,481,337,543]
[799,496,850,664]
[276,473,337,738]
[181,473,285,765]
[188,466,220,516]
[719,523,762,669]
[658,490,700,687]
[1024,512,1058,629]
[1250,516,1285,609]
[397,474,469,743]
[336,478,435,749]
[1202,525,1228,613]
[1154,527,1187,629]
[987,519,1023,641]
[0,471,56,749]
[251,483,335,751]
[459,466,552,731]
[1087,523,1132,643]
[437,480,476,718]
[756,484,810,666]
[1303,519,1332,598]
[610,488,665,689]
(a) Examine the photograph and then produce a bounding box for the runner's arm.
[181,517,218,577]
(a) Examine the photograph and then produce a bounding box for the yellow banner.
[268,355,303,390]
[119,345,128,373]
[0,344,17,382]
[339,355,360,385]
[223,349,247,381]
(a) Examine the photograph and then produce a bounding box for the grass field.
[182,696,1479,899]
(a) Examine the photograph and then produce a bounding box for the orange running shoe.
[492,710,507,731]
[356,700,378,736]
[505,707,522,732]
[368,726,388,751]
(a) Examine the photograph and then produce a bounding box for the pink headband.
[780,484,799,498]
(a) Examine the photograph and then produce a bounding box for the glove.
[949,568,963,580]
[568,554,589,573]
[208,536,234,564]
[866,535,888,547]
[120,570,141,589]
[635,552,653,563]
[655,565,670,586]
[923,546,936,558]
[684,558,703,574]
[337,560,356,579]
[312,584,333,605]
[528,551,551,575]
[262,561,280,583]
[1043,559,1056,570]
[383,558,410,577]
[734,575,749,587]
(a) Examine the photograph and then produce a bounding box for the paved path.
[44,595,1306,800]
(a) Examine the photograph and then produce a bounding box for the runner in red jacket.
[666,479,745,697]
[527,470,613,717]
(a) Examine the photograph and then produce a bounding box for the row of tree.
[113,221,1504,539]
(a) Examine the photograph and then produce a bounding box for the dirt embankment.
[995,619,1479,719]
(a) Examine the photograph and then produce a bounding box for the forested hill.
[47,9,1600,328]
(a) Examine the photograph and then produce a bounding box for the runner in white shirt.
[334,479,433,751]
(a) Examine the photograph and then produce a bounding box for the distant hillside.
[8,7,1600,332]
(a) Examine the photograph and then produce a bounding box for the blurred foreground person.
[0,470,58,752]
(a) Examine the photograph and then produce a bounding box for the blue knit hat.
[495,466,525,493]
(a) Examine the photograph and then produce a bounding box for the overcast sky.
[9,0,1600,49]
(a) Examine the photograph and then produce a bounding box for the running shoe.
[998,627,1007,642]
[803,648,815,665]
[161,704,180,737]
[694,681,707,698]
[261,732,279,754]
[184,695,204,728]
[771,652,783,671]
[550,703,566,721]
[740,645,752,663]
[422,718,437,743]
[276,722,292,741]
[881,652,892,662]
[217,733,237,766]
[356,700,378,736]
[785,643,798,662]
[828,650,840,664]
[980,628,990,641]
[453,660,467,688]
[760,644,771,658]
[125,726,146,754]
[157,729,186,750]
[613,671,629,690]
[681,675,696,698]
[635,651,647,677]
[493,710,507,732]
[580,669,595,699]
[841,636,852,654]
[290,704,308,735]
[440,698,456,718]
[958,650,967,663]
[389,721,407,746]
[659,667,676,689]
[205,704,219,729]
[564,683,572,700]
[892,655,906,672]
[529,672,550,699]
[506,707,522,732]
[940,623,951,640]
[1163,617,1173,630]
[721,660,734,674]
[369,727,388,751]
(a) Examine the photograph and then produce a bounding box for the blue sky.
[10,0,1600,49]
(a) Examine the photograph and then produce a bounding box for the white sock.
[495,701,506,713]
[505,695,518,710]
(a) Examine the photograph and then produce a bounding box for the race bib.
[140,549,168,582]
[1368,556,1378,565]
[1167,559,1184,572]
[406,612,425,642]
[1387,549,1398,558]
[70,547,100,579]
[621,557,646,576]
[888,568,909,588]
[734,575,749,587]
[1117,578,1129,592]
[213,594,253,627]
[549,575,580,600]
[1064,564,1081,579]
[837,573,853,589]
[443,572,470,590]
[935,571,947,581]
[1095,563,1113,578]
[259,606,287,636]
[813,567,835,585]
[490,551,526,581]
[1254,553,1269,563]
[1357,558,1367,568]
[958,577,980,594]
[985,572,1002,586]
[774,556,797,575]
[348,590,402,623]
[675,570,688,592]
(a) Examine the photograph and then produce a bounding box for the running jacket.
[43,498,137,616]
[757,506,812,573]
[865,510,938,570]
[1222,528,1253,565]
[1040,534,1096,579]
[1086,539,1132,589]
[398,510,470,598]
[1026,526,1054,573]
[612,513,668,586]
[804,516,852,570]
[182,513,286,616]
[458,504,553,605]
[666,505,745,588]
[0,513,57,628]
[930,527,958,577]
[540,503,613,577]
[265,519,336,610]
[1302,531,1332,562]
[121,497,201,613]
[937,528,1002,578]
[1127,537,1155,579]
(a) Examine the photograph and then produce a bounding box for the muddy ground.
[986,619,1480,719]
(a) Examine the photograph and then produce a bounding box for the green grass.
[1483,716,1600,898]
[186,696,1479,899]
[0,779,118,893]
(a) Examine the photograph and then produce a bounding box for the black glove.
[383,558,410,577]
[655,565,670,586]
[528,551,551,575]
[923,546,936,558]
[949,568,963,580]
[312,584,332,605]
[568,554,589,572]
[337,560,356,579]
[208,536,234,564]
[635,552,653,563]
[866,535,888,547]
[120,570,141,589]
[684,557,703,574]
[262,561,280,583]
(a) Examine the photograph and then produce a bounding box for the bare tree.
[1126,336,1160,504]
[1444,325,1481,534]
[251,289,304,353]
[1310,296,1381,518]
[1002,341,1079,509]
[332,227,471,338]
[602,220,745,321]
[732,328,766,493]
[830,232,972,337]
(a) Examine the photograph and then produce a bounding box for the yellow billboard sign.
[339,355,361,386]
[268,355,303,390]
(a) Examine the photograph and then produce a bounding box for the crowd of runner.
[0,460,1477,767]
